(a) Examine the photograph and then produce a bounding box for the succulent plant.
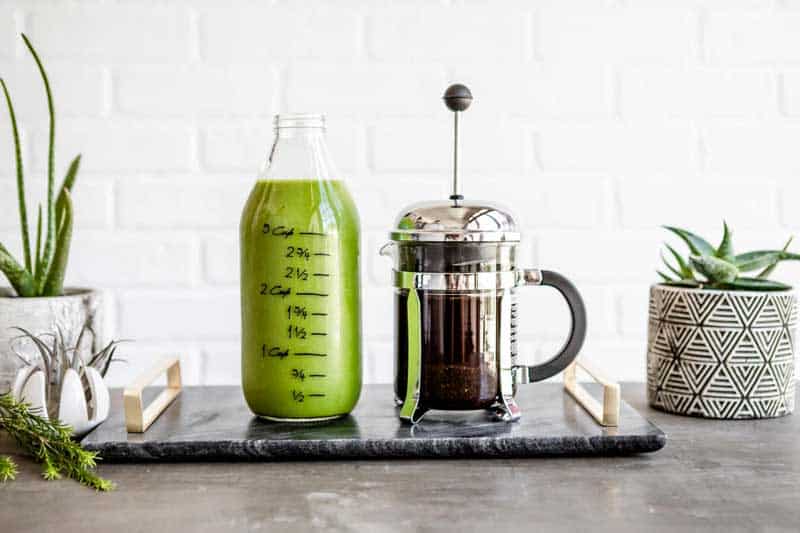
[658,223,800,291]
[0,34,81,297]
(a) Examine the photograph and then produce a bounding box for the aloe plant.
[658,223,800,291]
[0,34,80,297]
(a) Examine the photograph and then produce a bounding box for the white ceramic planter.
[647,284,797,419]
[0,288,108,434]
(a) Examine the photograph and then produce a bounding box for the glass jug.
[382,201,587,424]
[240,114,362,421]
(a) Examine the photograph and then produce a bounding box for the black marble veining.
[81,384,666,461]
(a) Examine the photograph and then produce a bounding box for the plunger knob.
[443,84,473,112]
[443,84,472,204]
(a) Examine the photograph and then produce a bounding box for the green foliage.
[0,35,81,297]
[0,455,18,481]
[0,392,113,490]
[716,222,734,262]
[659,223,798,291]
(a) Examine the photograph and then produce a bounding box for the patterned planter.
[0,288,107,394]
[647,284,797,419]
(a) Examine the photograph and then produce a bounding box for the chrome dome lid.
[390,199,520,242]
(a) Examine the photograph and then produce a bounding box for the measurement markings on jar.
[311,312,327,316]
[311,332,327,336]
[291,370,327,381]
[313,252,331,257]
[307,393,326,398]
[262,345,290,359]
[296,291,329,297]
[294,352,328,357]
[299,231,328,237]
[313,273,330,277]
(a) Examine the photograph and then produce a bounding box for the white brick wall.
[1,1,799,387]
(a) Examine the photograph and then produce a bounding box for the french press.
[381,84,588,424]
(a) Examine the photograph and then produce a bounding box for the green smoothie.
[240,178,361,420]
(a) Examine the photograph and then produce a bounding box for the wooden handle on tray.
[563,359,620,427]
[124,356,182,433]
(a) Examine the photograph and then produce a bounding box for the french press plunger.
[381,84,588,424]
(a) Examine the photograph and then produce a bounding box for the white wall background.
[2,0,800,387]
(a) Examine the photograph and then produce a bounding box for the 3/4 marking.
[286,246,311,260]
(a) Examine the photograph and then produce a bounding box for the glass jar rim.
[274,113,325,130]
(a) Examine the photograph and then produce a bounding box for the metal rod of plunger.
[443,84,472,207]
[452,111,460,206]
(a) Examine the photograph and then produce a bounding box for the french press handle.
[514,269,587,383]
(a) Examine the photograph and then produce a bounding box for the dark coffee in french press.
[381,84,588,424]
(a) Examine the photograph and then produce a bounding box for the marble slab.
[81,384,666,461]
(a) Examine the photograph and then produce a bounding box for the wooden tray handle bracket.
[124,356,182,433]
[564,359,620,427]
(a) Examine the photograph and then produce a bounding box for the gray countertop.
[2,383,799,533]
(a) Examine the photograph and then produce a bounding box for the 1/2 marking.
[285,267,309,281]
[287,325,307,339]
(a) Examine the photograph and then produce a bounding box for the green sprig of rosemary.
[0,454,18,481]
[0,392,113,491]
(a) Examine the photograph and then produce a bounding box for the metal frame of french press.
[396,85,588,425]
[397,84,522,424]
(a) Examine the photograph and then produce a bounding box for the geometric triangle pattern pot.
[647,284,797,419]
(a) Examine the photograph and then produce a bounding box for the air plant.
[10,316,124,420]
[0,34,81,297]
[0,317,123,490]
[658,223,800,291]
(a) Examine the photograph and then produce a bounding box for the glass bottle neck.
[261,114,338,181]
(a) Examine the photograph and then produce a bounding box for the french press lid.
[390,84,521,244]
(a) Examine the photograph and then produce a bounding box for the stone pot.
[0,288,107,394]
[647,284,797,419]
